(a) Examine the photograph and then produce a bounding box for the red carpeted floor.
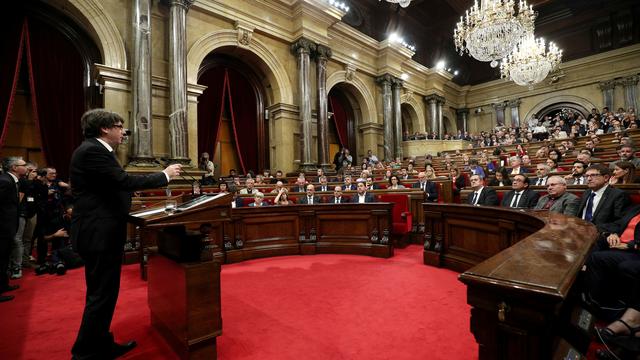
[0,245,478,360]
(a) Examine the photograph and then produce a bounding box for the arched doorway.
[197,53,267,177]
[536,103,589,121]
[328,85,360,163]
[401,103,418,137]
[0,1,102,179]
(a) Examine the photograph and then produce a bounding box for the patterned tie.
[543,197,556,210]
[471,192,478,205]
[537,178,543,186]
[584,192,596,221]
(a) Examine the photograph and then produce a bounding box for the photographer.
[199,152,216,185]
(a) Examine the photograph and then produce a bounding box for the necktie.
[584,192,596,221]
[471,192,479,205]
[335,198,339,204]
[511,192,521,208]
[422,182,427,192]
[308,197,313,204]
[576,178,581,185]
[543,197,556,210]
[537,178,543,186]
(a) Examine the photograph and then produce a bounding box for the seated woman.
[382,169,393,181]
[218,182,229,194]
[273,188,293,205]
[488,167,511,187]
[425,166,438,180]
[449,168,466,195]
[610,161,637,185]
[387,175,405,190]
[546,158,564,173]
[248,192,268,207]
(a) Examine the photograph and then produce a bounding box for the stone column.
[456,108,469,133]
[314,44,332,169]
[437,96,445,138]
[391,77,404,159]
[424,95,438,137]
[291,38,316,170]
[492,102,507,127]
[508,99,522,128]
[162,0,194,164]
[620,75,639,112]
[129,0,156,167]
[376,74,394,161]
[599,80,616,111]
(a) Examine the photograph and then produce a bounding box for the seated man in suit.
[366,177,379,191]
[411,171,438,202]
[501,174,539,209]
[230,187,243,208]
[583,204,640,315]
[293,178,307,193]
[343,175,356,191]
[317,176,330,192]
[467,174,499,206]
[351,181,376,203]
[532,163,550,186]
[534,176,579,216]
[248,192,268,207]
[298,184,320,204]
[509,156,528,175]
[564,160,587,185]
[576,164,630,227]
[270,181,286,194]
[327,186,349,204]
[239,178,257,195]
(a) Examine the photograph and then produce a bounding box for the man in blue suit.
[411,171,438,202]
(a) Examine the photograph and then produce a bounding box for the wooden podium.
[128,193,233,360]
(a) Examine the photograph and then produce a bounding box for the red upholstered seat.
[496,191,504,205]
[377,193,412,236]
[630,193,640,205]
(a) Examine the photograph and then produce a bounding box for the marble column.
[437,96,445,138]
[456,108,469,133]
[424,95,438,137]
[314,44,332,169]
[391,77,403,160]
[291,38,316,170]
[129,0,156,167]
[599,80,616,111]
[508,99,522,128]
[492,102,507,127]
[620,75,639,112]
[375,74,394,161]
[162,0,193,164]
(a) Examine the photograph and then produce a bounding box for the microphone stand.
[160,158,201,197]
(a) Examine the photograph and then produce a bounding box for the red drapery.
[0,18,26,148]
[329,94,348,148]
[197,66,259,175]
[25,17,85,180]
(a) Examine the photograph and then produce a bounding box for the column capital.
[291,37,316,55]
[391,77,404,89]
[507,99,521,108]
[619,75,640,87]
[160,0,194,10]
[492,102,507,110]
[598,80,617,91]
[375,74,394,86]
[456,108,470,115]
[424,94,445,104]
[314,44,332,61]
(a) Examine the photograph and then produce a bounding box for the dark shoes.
[111,340,137,358]
[2,284,19,292]
[0,295,14,302]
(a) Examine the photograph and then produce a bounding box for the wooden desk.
[422,203,599,359]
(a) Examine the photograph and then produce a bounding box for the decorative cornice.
[234,21,254,48]
[291,37,316,55]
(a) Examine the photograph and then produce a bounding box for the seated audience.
[610,161,637,185]
[270,181,287,194]
[610,144,640,169]
[468,159,485,179]
[273,188,293,205]
[532,163,550,186]
[468,174,499,206]
[509,156,528,175]
[327,186,349,204]
[317,176,330,192]
[501,174,539,209]
[387,175,405,190]
[412,171,438,202]
[576,164,630,226]
[350,181,375,203]
[298,184,320,204]
[239,178,257,195]
[343,175,356,191]
[534,176,579,216]
[565,160,587,185]
[546,158,564,173]
[450,168,466,195]
[248,192,268,207]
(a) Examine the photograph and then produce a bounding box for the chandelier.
[454,0,536,67]
[380,0,412,8]
[500,34,562,87]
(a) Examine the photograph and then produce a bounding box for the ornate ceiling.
[343,0,640,85]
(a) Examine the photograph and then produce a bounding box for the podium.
[128,193,233,360]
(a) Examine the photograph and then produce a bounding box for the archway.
[328,85,360,163]
[536,103,589,121]
[523,95,596,123]
[197,52,268,176]
[401,103,418,136]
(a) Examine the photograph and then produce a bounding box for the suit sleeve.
[500,193,511,207]
[426,182,438,202]
[526,191,540,208]
[612,191,631,220]
[563,196,580,216]
[486,189,499,206]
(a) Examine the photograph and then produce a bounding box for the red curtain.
[197,66,227,160]
[25,17,85,180]
[0,18,26,148]
[329,94,348,148]
[197,66,259,175]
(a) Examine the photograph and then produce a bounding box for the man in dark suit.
[501,174,539,209]
[467,174,499,206]
[583,204,640,311]
[343,175,356,191]
[0,157,27,302]
[70,109,182,360]
[411,171,438,202]
[576,164,630,227]
[350,181,376,203]
[298,184,320,204]
[532,163,550,186]
[326,186,349,204]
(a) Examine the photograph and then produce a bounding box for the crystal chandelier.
[380,0,412,8]
[500,34,562,87]
[454,0,536,67]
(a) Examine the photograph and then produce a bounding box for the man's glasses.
[585,173,603,178]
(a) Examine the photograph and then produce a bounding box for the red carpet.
[0,245,478,359]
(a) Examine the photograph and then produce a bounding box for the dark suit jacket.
[234,197,243,208]
[531,177,548,186]
[70,138,168,254]
[576,186,630,226]
[343,184,356,191]
[452,176,466,195]
[599,204,640,238]
[501,189,540,209]
[297,195,320,204]
[0,173,19,240]
[350,193,376,203]
[468,187,499,206]
[412,181,438,202]
[326,196,350,204]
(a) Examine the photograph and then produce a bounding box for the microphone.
[160,158,201,196]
